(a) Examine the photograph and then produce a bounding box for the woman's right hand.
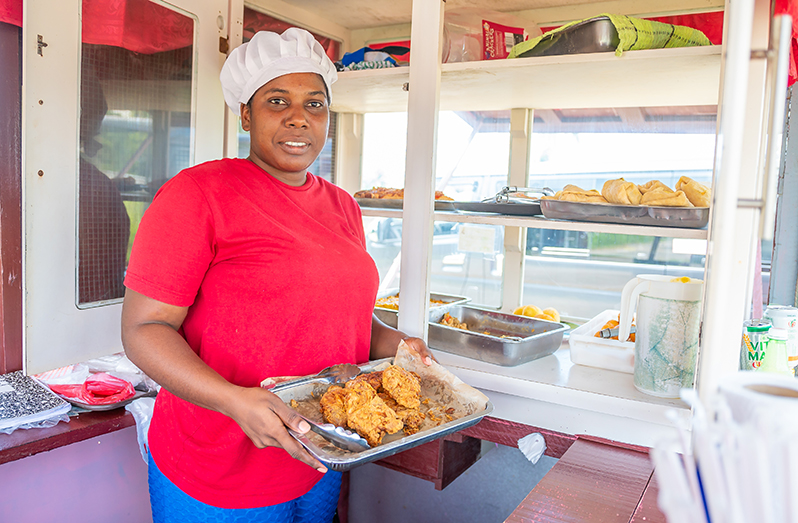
[224,386,327,473]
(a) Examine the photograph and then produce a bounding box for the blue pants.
[148,451,342,523]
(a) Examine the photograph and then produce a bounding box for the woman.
[121,28,433,522]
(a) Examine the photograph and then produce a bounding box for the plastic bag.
[443,8,541,63]
[0,412,71,435]
[126,397,156,463]
[48,372,135,405]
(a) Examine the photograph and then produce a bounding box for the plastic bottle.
[758,328,793,375]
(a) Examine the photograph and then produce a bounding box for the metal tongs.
[269,363,361,393]
[598,326,637,339]
[296,415,371,452]
[482,186,555,204]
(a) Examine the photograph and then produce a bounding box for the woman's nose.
[285,106,309,128]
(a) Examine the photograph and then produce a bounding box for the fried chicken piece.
[395,407,425,435]
[320,385,348,427]
[440,312,468,330]
[383,365,421,409]
[347,371,384,393]
[345,380,377,417]
[346,395,403,446]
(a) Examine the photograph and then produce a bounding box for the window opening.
[78,0,195,306]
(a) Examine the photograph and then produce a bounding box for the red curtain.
[0,0,192,53]
[243,7,340,61]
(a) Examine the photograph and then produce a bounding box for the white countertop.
[432,340,691,448]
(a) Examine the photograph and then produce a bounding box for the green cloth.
[508,13,711,59]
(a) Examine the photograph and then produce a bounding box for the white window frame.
[22,0,228,374]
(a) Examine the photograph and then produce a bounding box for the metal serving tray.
[272,359,494,471]
[374,289,471,328]
[428,305,568,366]
[518,16,619,58]
[540,199,709,229]
[453,200,542,216]
[356,198,456,211]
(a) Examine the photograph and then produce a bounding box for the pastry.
[601,178,642,205]
[638,180,671,194]
[558,191,608,204]
[675,176,711,207]
[640,188,694,207]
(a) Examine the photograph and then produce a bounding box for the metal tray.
[272,359,494,471]
[453,200,542,216]
[356,198,456,211]
[428,305,568,366]
[374,289,471,328]
[518,16,619,58]
[62,388,157,412]
[540,199,709,229]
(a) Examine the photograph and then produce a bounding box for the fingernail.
[317,466,328,473]
[299,421,310,432]
[425,357,432,365]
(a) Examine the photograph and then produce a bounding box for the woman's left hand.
[399,337,436,366]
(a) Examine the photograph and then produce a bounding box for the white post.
[334,112,364,194]
[501,108,531,312]
[697,0,767,400]
[397,0,444,339]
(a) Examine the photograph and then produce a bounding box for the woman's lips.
[280,140,310,154]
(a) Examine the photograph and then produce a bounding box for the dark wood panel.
[460,416,577,459]
[0,410,134,465]
[506,438,655,523]
[0,21,23,374]
[376,434,482,490]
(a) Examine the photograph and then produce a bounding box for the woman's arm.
[370,313,435,364]
[121,288,327,472]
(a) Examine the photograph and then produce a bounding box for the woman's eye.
[308,100,325,109]
[268,98,287,105]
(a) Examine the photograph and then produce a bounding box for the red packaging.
[482,20,527,60]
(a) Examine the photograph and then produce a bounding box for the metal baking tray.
[517,16,619,58]
[428,305,568,366]
[356,198,456,211]
[454,200,542,216]
[271,359,494,471]
[540,199,709,229]
[374,289,471,328]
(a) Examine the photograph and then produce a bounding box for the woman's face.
[241,72,329,186]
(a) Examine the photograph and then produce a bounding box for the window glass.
[523,106,717,320]
[362,111,510,308]
[78,1,194,305]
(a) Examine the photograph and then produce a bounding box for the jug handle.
[619,278,648,342]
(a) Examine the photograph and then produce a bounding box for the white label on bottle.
[458,225,496,254]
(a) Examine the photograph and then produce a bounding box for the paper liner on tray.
[394,340,489,416]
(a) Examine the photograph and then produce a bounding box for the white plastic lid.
[769,328,789,340]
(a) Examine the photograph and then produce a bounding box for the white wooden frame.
[22,0,228,374]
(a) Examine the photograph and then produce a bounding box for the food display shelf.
[431,343,691,448]
[331,46,721,114]
[359,207,709,239]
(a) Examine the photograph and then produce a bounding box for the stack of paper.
[0,371,71,434]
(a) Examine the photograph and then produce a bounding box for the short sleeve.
[124,173,215,307]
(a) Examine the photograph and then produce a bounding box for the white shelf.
[332,46,721,113]
[432,343,691,447]
[360,207,709,238]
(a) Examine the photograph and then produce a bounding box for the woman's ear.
[240,103,251,132]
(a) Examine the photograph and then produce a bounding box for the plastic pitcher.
[619,275,704,398]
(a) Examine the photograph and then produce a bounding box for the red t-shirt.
[124,158,378,508]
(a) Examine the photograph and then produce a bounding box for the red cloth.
[124,158,378,509]
[0,0,191,53]
[49,373,135,405]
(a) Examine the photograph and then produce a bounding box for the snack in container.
[601,178,642,205]
[569,309,635,374]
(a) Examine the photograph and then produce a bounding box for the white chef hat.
[220,27,338,116]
